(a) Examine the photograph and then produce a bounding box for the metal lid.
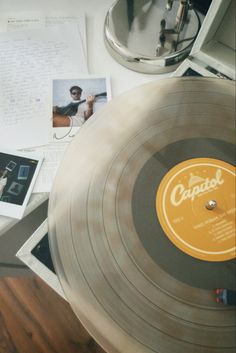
[104,0,201,74]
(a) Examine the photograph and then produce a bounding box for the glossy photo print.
[52,76,111,142]
[0,149,43,219]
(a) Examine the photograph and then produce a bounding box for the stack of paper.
[0,11,88,218]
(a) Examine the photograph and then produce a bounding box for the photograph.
[7,182,24,196]
[52,76,110,141]
[0,149,43,219]
[18,165,30,180]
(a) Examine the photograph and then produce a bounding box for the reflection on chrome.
[104,0,201,73]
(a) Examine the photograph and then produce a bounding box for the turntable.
[48,77,235,353]
[16,1,235,352]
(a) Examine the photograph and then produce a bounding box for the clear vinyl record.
[48,77,236,353]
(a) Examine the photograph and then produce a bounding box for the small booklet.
[0,148,43,219]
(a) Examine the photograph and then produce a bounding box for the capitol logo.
[170,169,224,206]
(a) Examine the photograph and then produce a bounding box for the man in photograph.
[53,85,96,127]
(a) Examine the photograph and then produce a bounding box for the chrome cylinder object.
[104,0,201,74]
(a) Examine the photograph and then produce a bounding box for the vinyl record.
[48,77,236,353]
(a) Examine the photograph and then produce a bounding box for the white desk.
[0,0,167,237]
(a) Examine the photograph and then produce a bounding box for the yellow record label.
[156,158,236,261]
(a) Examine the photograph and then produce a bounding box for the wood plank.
[0,277,106,353]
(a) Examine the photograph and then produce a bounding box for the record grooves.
[48,77,236,353]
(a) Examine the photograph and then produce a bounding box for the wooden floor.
[0,277,106,353]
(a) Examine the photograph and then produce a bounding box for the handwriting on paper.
[0,24,87,149]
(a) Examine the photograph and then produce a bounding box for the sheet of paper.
[45,11,87,60]
[0,24,88,149]
[0,148,43,219]
[0,11,87,59]
[22,142,68,193]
